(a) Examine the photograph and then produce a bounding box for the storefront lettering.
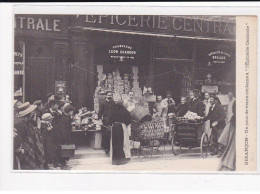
[15,17,61,32]
[83,15,235,36]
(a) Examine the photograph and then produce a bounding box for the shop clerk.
[153,95,168,118]
[123,91,138,112]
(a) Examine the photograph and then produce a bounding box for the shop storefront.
[14,15,236,109]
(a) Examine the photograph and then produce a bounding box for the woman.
[41,113,59,168]
[218,100,236,171]
[108,101,132,165]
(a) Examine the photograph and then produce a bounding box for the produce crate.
[60,144,75,158]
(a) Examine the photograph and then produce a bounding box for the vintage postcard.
[12,8,257,173]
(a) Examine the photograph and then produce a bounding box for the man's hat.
[41,113,54,121]
[64,105,75,113]
[18,102,37,117]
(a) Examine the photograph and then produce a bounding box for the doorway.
[154,61,183,104]
[28,58,53,103]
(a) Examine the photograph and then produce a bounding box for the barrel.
[130,106,152,123]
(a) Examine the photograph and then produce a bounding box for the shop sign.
[208,50,231,65]
[201,85,218,93]
[55,81,66,96]
[15,15,69,36]
[73,15,236,40]
[108,44,137,62]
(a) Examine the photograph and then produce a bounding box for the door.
[154,62,183,103]
[29,58,53,103]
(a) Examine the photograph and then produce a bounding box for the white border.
[0,2,260,190]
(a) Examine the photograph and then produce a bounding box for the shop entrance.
[27,58,53,103]
[154,61,183,104]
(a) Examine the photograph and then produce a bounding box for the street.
[61,145,221,172]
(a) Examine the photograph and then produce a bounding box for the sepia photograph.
[12,13,253,172]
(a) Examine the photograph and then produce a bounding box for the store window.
[14,40,25,102]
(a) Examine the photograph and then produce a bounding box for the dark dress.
[41,122,57,164]
[176,103,189,117]
[58,114,72,145]
[98,99,115,150]
[108,105,132,165]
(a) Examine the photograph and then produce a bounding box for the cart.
[130,119,175,157]
[170,120,209,158]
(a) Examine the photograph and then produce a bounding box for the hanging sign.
[55,81,67,96]
[201,85,218,93]
[108,44,137,62]
[208,50,231,65]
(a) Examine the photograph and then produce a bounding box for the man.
[98,91,115,153]
[163,91,176,115]
[188,89,204,117]
[176,97,189,117]
[43,93,55,112]
[203,92,211,137]
[45,97,63,165]
[203,96,226,156]
[57,105,75,165]
[14,102,45,170]
[123,91,138,112]
[153,95,168,118]
[58,105,74,145]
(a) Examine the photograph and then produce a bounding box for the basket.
[60,144,75,158]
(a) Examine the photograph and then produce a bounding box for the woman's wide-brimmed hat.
[41,113,54,121]
[18,102,37,117]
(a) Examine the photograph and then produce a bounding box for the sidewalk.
[62,145,221,172]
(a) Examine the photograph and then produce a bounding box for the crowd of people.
[97,89,236,169]
[13,93,74,170]
[13,88,236,171]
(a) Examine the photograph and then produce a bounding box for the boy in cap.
[43,93,55,112]
[57,105,75,165]
[41,113,60,168]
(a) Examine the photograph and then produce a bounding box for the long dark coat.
[188,98,204,116]
[203,103,226,130]
[41,122,57,164]
[57,114,72,144]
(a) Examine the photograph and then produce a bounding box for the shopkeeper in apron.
[98,91,115,154]
[123,91,138,112]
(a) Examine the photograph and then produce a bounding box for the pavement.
[57,145,221,172]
